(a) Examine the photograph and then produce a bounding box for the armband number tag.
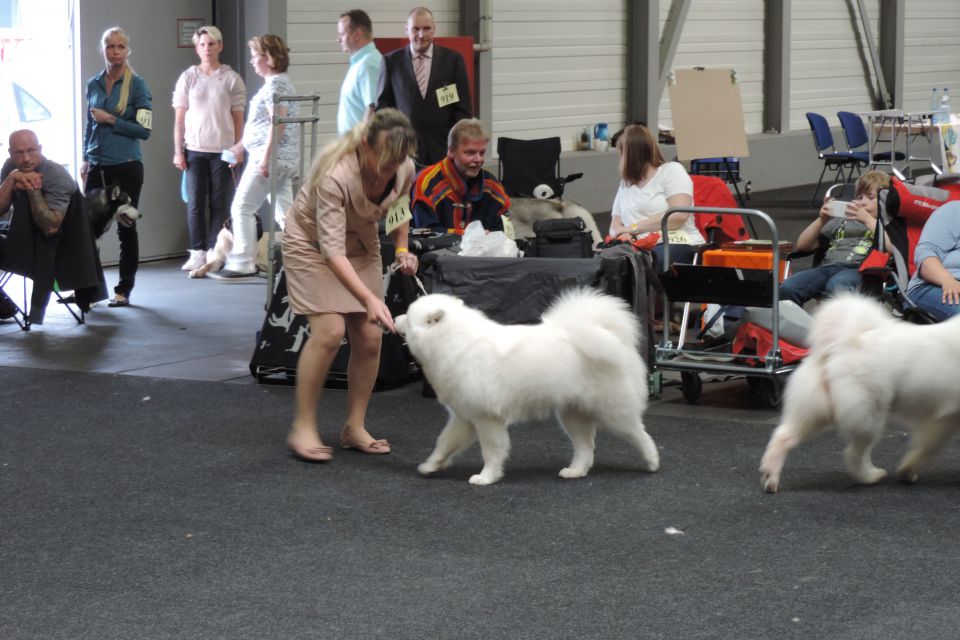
[385,194,413,234]
[136,109,153,130]
[436,84,460,108]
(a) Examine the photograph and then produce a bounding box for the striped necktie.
[414,54,428,98]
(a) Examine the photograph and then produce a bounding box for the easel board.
[668,68,749,160]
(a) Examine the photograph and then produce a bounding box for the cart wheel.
[680,372,702,404]
[759,378,783,408]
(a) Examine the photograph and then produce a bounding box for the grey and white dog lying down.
[508,197,603,245]
[396,288,659,485]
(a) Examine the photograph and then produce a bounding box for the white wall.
[79,0,212,263]
[904,0,960,112]
[489,0,627,151]
[657,0,765,135]
[789,0,880,133]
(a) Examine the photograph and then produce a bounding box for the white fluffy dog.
[396,289,659,485]
[759,294,960,493]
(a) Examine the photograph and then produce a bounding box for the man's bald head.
[8,129,43,172]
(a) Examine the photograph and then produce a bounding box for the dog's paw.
[760,473,780,494]
[854,467,887,485]
[418,461,440,476]
[468,473,500,486]
[896,465,920,484]
[559,467,588,479]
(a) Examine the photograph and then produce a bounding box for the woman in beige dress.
[283,109,419,462]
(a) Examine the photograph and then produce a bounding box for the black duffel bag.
[528,216,594,258]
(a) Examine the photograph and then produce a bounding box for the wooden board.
[668,68,749,160]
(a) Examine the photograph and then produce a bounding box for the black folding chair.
[0,188,106,329]
[496,136,582,199]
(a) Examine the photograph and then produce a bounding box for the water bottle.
[931,88,940,114]
[941,87,951,125]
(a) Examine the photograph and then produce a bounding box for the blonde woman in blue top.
[82,26,152,307]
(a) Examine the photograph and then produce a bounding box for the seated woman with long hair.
[609,123,703,268]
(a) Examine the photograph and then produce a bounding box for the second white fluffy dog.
[396,288,659,485]
[760,293,960,493]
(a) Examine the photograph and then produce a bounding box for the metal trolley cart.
[654,207,799,406]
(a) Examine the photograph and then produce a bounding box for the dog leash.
[385,262,428,297]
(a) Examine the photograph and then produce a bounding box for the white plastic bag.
[458,220,520,257]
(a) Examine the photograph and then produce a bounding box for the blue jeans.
[185,150,235,251]
[908,282,960,321]
[779,263,862,306]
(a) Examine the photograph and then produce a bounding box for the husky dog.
[85,185,139,238]
[760,294,960,493]
[396,289,659,485]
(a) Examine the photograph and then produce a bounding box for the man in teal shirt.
[336,10,383,135]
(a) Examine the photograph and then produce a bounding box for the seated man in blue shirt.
[411,118,510,233]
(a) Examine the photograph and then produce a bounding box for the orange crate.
[701,247,789,282]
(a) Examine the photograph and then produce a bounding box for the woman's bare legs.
[341,312,387,449]
[287,313,345,457]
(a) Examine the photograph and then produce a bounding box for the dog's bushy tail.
[808,293,891,357]
[543,287,640,354]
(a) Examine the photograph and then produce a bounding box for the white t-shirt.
[609,161,703,244]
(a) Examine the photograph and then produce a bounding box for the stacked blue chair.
[805,112,862,207]
[837,110,906,171]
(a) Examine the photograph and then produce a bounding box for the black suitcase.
[249,251,421,389]
[528,217,594,258]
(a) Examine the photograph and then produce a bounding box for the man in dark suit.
[376,6,472,167]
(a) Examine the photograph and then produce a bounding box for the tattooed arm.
[25,187,65,236]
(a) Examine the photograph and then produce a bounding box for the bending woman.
[82,26,152,307]
[282,109,419,462]
[609,123,702,268]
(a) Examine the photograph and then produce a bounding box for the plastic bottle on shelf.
[941,87,952,125]
[931,87,940,115]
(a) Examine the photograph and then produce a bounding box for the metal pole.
[264,93,322,308]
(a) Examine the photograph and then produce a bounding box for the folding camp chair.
[875,175,960,323]
[0,188,106,329]
[496,136,582,199]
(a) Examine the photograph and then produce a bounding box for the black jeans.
[185,150,235,251]
[85,161,143,298]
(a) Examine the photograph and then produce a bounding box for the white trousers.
[224,160,294,272]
